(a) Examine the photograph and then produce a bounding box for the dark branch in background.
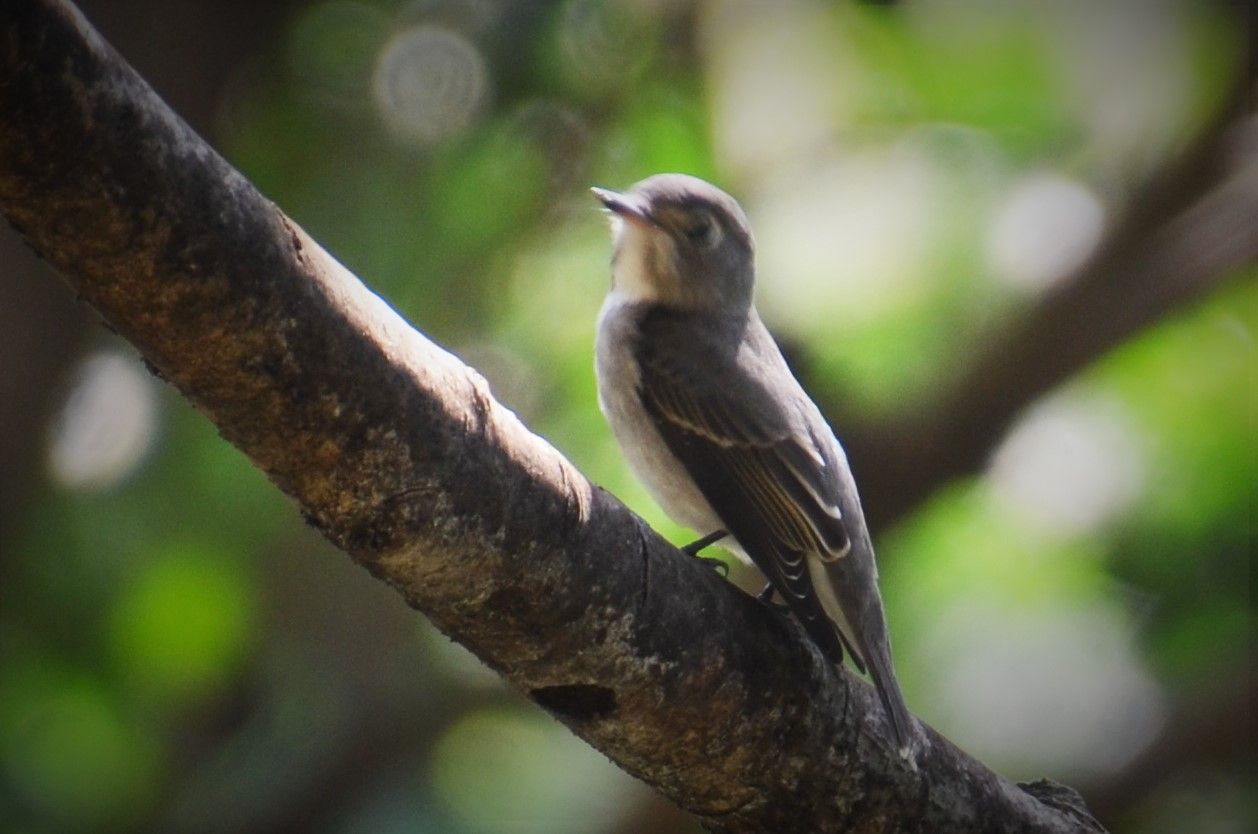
[0,2,1105,832]
[833,73,1258,534]
[1081,661,1257,823]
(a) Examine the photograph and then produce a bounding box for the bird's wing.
[633,330,858,665]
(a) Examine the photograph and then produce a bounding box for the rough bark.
[0,2,1107,832]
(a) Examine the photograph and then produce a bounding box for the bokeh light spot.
[432,709,647,834]
[109,544,256,702]
[703,1,845,179]
[373,25,489,144]
[988,393,1146,537]
[754,151,939,330]
[47,350,159,491]
[986,173,1105,291]
[924,596,1166,779]
[0,670,158,829]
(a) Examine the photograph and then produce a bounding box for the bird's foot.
[756,582,791,614]
[682,529,729,577]
[696,556,729,577]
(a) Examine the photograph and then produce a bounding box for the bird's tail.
[810,556,921,759]
[856,622,920,761]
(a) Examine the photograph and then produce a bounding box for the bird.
[592,172,918,756]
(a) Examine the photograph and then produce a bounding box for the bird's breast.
[595,297,733,550]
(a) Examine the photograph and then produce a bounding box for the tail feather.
[860,634,919,760]
[807,554,920,758]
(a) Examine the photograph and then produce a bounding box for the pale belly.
[594,300,742,559]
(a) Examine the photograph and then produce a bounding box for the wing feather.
[633,332,855,660]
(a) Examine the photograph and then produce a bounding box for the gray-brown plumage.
[593,173,919,756]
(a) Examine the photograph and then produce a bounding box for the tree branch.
[0,2,1104,831]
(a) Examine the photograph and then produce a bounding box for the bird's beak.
[591,187,655,227]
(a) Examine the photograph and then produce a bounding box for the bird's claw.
[689,558,729,578]
[756,582,791,613]
[696,555,729,577]
[682,529,730,577]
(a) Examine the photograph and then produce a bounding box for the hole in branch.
[530,683,617,721]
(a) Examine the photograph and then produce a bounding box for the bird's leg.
[682,528,728,555]
[681,529,729,576]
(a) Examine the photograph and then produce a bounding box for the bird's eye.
[683,218,713,245]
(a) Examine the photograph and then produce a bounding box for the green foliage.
[108,543,257,702]
[842,4,1074,155]
[0,664,159,831]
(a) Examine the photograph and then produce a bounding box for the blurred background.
[1,0,1253,832]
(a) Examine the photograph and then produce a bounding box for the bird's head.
[593,173,755,314]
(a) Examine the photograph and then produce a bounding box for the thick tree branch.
[839,71,1258,533]
[1,2,1104,832]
